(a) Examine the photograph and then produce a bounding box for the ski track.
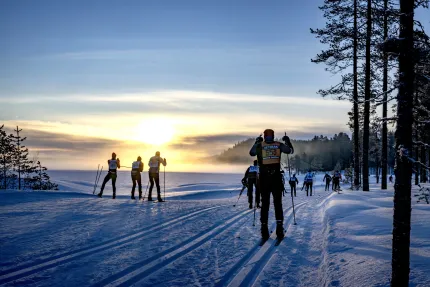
[0,204,227,285]
[221,190,333,287]
[91,208,254,287]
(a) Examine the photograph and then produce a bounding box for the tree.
[0,125,14,189]
[390,0,415,285]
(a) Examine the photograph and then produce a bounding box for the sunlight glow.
[135,118,175,145]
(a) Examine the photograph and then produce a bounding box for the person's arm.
[243,167,250,179]
[139,162,144,172]
[279,142,292,154]
[296,178,299,184]
[249,143,258,156]
[117,159,121,169]
[162,158,167,166]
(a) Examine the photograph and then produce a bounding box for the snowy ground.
[0,172,429,287]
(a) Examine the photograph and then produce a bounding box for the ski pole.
[143,180,150,201]
[287,153,297,225]
[95,166,103,193]
[164,165,166,201]
[233,185,246,207]
[93,164,100,194]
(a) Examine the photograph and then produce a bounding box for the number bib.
[261,142,281,165]
[132,161,140,169]
[249,166,259,173]
[108,160,117,170]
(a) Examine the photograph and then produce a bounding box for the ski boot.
[131,196,136,200]
[97,193,102,198]
[256,203,261,209]
[157,197,164,202]
[249,203,253,209]
[276,220,285,240]
[147,197,153,201]
[261,223,270,241]
[112,194,116,199]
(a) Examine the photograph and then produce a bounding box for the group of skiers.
[97,151,167,201]
[323,171,342,191]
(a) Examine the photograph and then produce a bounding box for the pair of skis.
[93,164,103,195]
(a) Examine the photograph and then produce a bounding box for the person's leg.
[293,185,296,197]
[155,174,161,200]
[98,173,111,196]
[247,180,254,208]
[310,182,313,196]
[255,180,261,207]
[131,174,137,198]
[148,173,155,200]
[260,175,270,239]
[112,174,117,198]
[137,173,142,199]
[273,177,284,238]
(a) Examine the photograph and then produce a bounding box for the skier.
[241,160,260,209]
[98,152,121,199]
[131,156,144,200]
[288,173,299,197]
[333,170,342,191]
[323,172,332,191]
[389,174,393,183]
[304,170,313,196]
[148,151,167,202]
[249,129,294,241]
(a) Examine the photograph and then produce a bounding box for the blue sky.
[1,0,428,171]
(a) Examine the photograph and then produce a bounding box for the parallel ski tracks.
[220,190,333,287]
[92,208,254,287]
[0,204,228,285]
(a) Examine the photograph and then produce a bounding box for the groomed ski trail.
[218,190,334,287]
[92,208,254,287]
[0,204,226,285]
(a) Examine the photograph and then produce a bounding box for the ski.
[274,237,284,246]
[259,238,269,246]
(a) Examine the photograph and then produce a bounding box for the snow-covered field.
[0,172,429,287]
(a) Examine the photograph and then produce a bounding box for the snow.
[0,172,429,287]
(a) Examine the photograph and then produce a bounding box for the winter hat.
[112,152,116,158]
[137,156,142,161]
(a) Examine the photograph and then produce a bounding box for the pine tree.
[9,126,33,190]
[0,125,14,189]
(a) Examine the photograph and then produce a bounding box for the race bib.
[132,161,140,169]
[249,166,259,173]
[109,160,117,170]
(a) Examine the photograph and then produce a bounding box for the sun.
[136,119,175,145]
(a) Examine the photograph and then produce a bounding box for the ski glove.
[255,136,263,144]
[241,178,247,186]
[282,136,294,154]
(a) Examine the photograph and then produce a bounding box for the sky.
[1,0,429,172]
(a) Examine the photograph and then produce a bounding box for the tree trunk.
[353,0,360,189]
[381,0,388,190]
[362,0,372,191]
[391,0,414,285]
[420,136,427,183]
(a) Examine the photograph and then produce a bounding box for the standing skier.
[304,170,313,196]
[131,156,144,200]
[323,172,332,191]
[249,129,293,241]
[288,174,299,197]
[389,174,393,183]
[242,160,260,209]
[148,151,167,202]
[98,152,121,199]
[333,170,342,191]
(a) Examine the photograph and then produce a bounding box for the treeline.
[312,0,429,285]
[215,132,396,174]
[0,125,58,190]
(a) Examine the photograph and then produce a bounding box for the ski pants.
[260,172,284,225]
[247,178,260,205]
[325,181,331,191]
[100,172,117,196]
[305,182,313,196]
[148,172,161,199]
[131,172,142,198]
[289,183,297,196]
[333,178,340,190]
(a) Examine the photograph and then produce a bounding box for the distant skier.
[323,173,332,191]
[389,174,393,183]
[250,129,293,241]
[333,170,342,191]
[288,174,299,197]
[304,170,313,196]
[242,160,260,209]
[98,152,121,199]
[131,156,144,200]
[148,151,167,202]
